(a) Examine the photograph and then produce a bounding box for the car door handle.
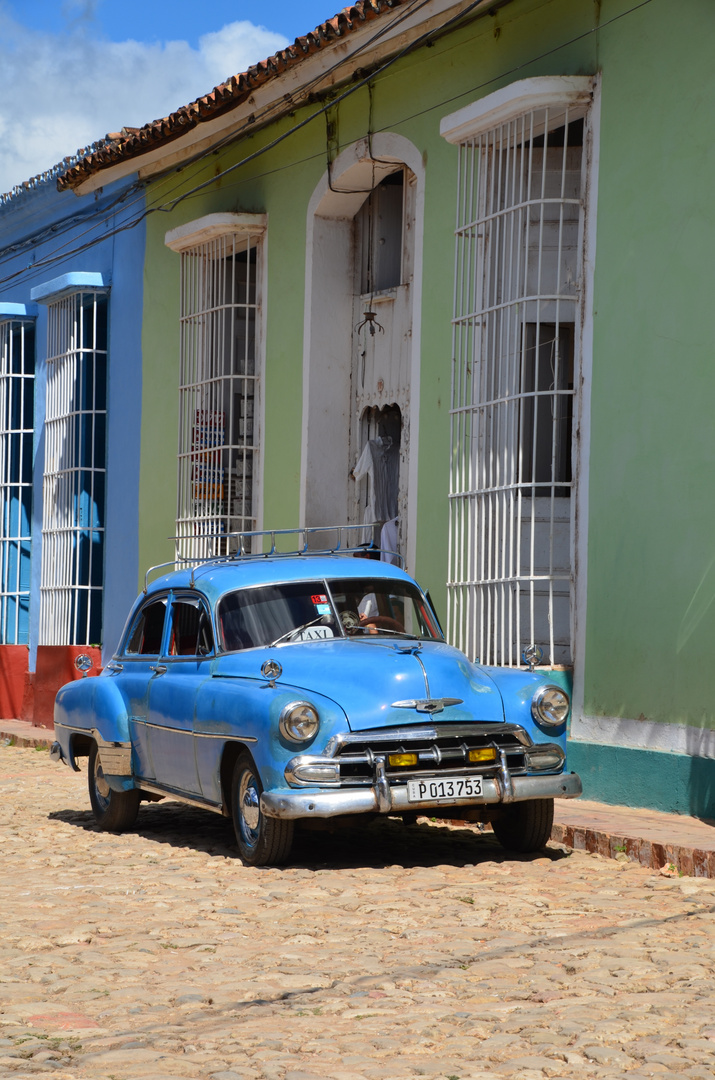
[150,664,167,676]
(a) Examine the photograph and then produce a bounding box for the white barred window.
[0,317,35,644]
[40,291,108,645]
[166,214,266,561]
[441,78,593,667]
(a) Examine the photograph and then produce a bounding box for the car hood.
[213,638,504,730]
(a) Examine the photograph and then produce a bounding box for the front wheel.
[231,752,294,867]
[491,798,554,853]
[88,742,140,832]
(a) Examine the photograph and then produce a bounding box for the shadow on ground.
[49,799,569,871]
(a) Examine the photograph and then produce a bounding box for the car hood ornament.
[522,644,544,672]
[261,659,282,687]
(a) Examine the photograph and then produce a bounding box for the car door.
[108,594,170,781]
[145,592,214,796]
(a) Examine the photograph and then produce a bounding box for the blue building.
[0,152,145,722]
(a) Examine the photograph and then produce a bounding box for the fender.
[479,666,573,752]
[54,675,132,774]
[195,674,349,803]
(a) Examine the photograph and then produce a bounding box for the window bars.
[176,233,261,561]
[40,292,107,646]
[0,319,34,644]
[448,107,586,667]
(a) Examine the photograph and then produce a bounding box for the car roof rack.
[144,524,402,592]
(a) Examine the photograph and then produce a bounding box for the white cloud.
[0,13,289,194]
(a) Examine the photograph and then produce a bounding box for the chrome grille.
[328,723,530,785]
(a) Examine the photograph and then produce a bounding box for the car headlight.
[279,701,320,743]
[531,685,570,727]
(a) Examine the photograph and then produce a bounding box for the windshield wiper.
[269,614,333,647]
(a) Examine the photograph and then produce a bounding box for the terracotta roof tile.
[57,0,412,191]
[1,136,116,206]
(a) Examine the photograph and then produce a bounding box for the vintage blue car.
[51,536,581,865]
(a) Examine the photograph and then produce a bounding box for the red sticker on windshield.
[311,594,328,604]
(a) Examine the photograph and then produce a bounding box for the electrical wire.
[0,0,432,266]
[0,0,656,289]
[152,0,655,210]
[0,0,490,284]
[158,0,438,172]
[146,0,492,212]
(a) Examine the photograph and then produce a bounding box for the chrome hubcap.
[239,772,261,846]
[94,755,111,808]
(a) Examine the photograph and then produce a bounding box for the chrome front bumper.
[261,770,582,820]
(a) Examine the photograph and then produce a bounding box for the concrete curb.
[551,821,715,879]
[1,720,54,749]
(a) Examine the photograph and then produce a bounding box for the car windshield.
[217,577,442,651]
[327,577,442,641]
[218,582,339,652]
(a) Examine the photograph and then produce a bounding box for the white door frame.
[300,133,425,573]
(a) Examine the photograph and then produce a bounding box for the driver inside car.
[357,591,404,633]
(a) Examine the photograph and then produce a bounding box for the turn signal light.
[468,748,497,763]
[388,752,419,767]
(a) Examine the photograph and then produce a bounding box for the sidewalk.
[1,718,55,748]
[3,718,715,877]
[553,797,715,878]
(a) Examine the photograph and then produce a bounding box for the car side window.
[125,598,168,656]
[167,596,214,657]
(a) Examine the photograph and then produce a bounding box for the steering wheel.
[360,614,404,632]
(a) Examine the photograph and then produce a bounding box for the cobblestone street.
[1,744,714,1080]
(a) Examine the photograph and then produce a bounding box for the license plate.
[407,775,483,803]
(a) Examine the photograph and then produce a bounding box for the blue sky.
[2,0,340,45]
[0,0,344,193]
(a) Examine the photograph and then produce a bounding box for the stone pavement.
[3,719,714,878]
[1,743,715,1080]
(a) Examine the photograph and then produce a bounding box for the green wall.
[585,0,715,733]
[139,0,715,753]
[140,0,598,609]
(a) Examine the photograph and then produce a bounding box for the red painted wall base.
[0,646,31,723]
[0,645,103,729]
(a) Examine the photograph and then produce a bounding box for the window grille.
[176,232,261,560]
[0,319,34,644]
[40,292,107,645]
[448,107,586,666]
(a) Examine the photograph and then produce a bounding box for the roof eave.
[60,0,494,197]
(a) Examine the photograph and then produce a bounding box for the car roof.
[145,554,416,606]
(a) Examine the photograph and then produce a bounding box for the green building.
[59,0,715,817]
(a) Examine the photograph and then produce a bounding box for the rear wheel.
[231,752,294,867]
[88,742,140,832]
[491,798,554,853]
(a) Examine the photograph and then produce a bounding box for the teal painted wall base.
[567,740,715,820]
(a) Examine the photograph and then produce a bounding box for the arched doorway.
[301,135,424,569]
